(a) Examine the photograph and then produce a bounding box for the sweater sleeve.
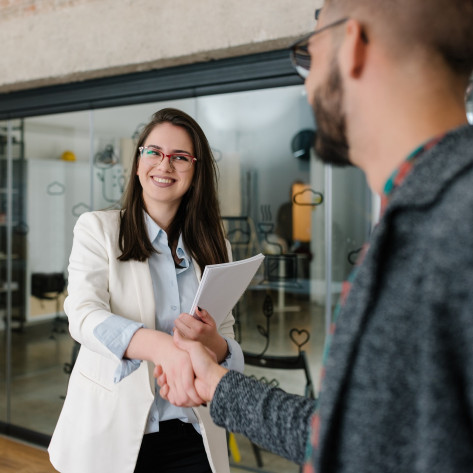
[210,370,317,465]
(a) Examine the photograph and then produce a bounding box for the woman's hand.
[157,339,206,407]
[125,328,204,407]
[156,330,227,404]
[173,308,229,363]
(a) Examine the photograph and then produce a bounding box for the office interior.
[1,57,471,472]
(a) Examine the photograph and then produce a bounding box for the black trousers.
[134,419,212,473]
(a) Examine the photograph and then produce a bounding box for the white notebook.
[190,253,265,327]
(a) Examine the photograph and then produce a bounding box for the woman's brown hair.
[118,108,229,272]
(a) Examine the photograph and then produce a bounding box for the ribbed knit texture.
[316,124,473,472]
[211,370,316,464]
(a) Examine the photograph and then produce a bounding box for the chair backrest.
[263,254,298,284]
[243,350,315,399]
[222,216,260,260]
[31,272,66,300]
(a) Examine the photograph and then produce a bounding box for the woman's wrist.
[214,335,229,364]
[125,328,173,364]
[209,364,229,400]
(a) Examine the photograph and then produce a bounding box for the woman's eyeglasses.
[139,146,197,172]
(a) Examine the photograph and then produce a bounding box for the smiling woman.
[120,108,229,269]
[48,107,244,473]
[136,122,196,230]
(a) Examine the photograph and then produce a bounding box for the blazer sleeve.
[64,211,124,359]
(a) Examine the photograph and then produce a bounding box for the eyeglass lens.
[291,35,311,79]
[291,40,311,79]
[140,147,194,170]
[290,9,320,79]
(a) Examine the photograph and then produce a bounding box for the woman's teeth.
[154,177,173,184]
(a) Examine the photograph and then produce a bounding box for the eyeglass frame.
[289,8,350,79]
[138,146,197,171]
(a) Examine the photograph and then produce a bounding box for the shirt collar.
[381,133,446,214]
[175,234,191,271]
[144,212,164,245]
[143,212,191,268]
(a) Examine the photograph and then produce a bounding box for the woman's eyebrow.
[146,144,192,154]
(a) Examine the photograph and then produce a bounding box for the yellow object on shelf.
[61,150,76,161]
[292,182,312,242]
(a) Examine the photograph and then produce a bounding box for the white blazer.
[49,210,236,473]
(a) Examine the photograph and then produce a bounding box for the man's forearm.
[210,370,317,465]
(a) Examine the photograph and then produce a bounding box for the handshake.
[154,307,230,408]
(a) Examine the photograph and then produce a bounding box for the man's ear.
[339,19,368,79]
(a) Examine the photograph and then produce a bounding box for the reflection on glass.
[0,119,27,428]
[7,111,93,435]
[0,119,9,427]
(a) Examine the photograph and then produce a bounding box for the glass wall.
[0,85,376,471]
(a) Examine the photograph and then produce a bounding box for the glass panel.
[0,84,374,473]
[5,111,91,435]
[330,165,377,306]
[0,118,27,427]
[0,119,4,427]
[196,86,321,472]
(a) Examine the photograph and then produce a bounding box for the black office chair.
[31,272,67,338]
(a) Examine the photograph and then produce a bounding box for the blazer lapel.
[193,258,202,282]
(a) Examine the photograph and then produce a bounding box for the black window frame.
[0,49,302,120]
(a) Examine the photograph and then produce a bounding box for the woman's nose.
[156,155,173,171]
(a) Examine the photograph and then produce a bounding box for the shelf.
[0,221,20,227]
[0,254,20,260]
[0,281,19,292]
[0,188,19,193]
[0,120,26,324]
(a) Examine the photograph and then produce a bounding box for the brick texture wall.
[0,0,96,19]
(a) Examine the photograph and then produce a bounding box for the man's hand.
[156,330,228,405]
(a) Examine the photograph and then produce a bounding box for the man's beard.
[312,59,351,167]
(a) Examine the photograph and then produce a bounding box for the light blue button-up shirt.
[94,212,243,434]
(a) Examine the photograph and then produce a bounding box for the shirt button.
[171,305,177,311]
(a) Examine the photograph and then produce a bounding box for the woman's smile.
[137,122,195,213]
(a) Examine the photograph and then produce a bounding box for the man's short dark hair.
[325,0,473,78]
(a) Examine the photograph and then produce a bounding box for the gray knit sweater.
[211,124,473,472]
[212,370,316,464]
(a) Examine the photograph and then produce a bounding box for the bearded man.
[159,1,473,472]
